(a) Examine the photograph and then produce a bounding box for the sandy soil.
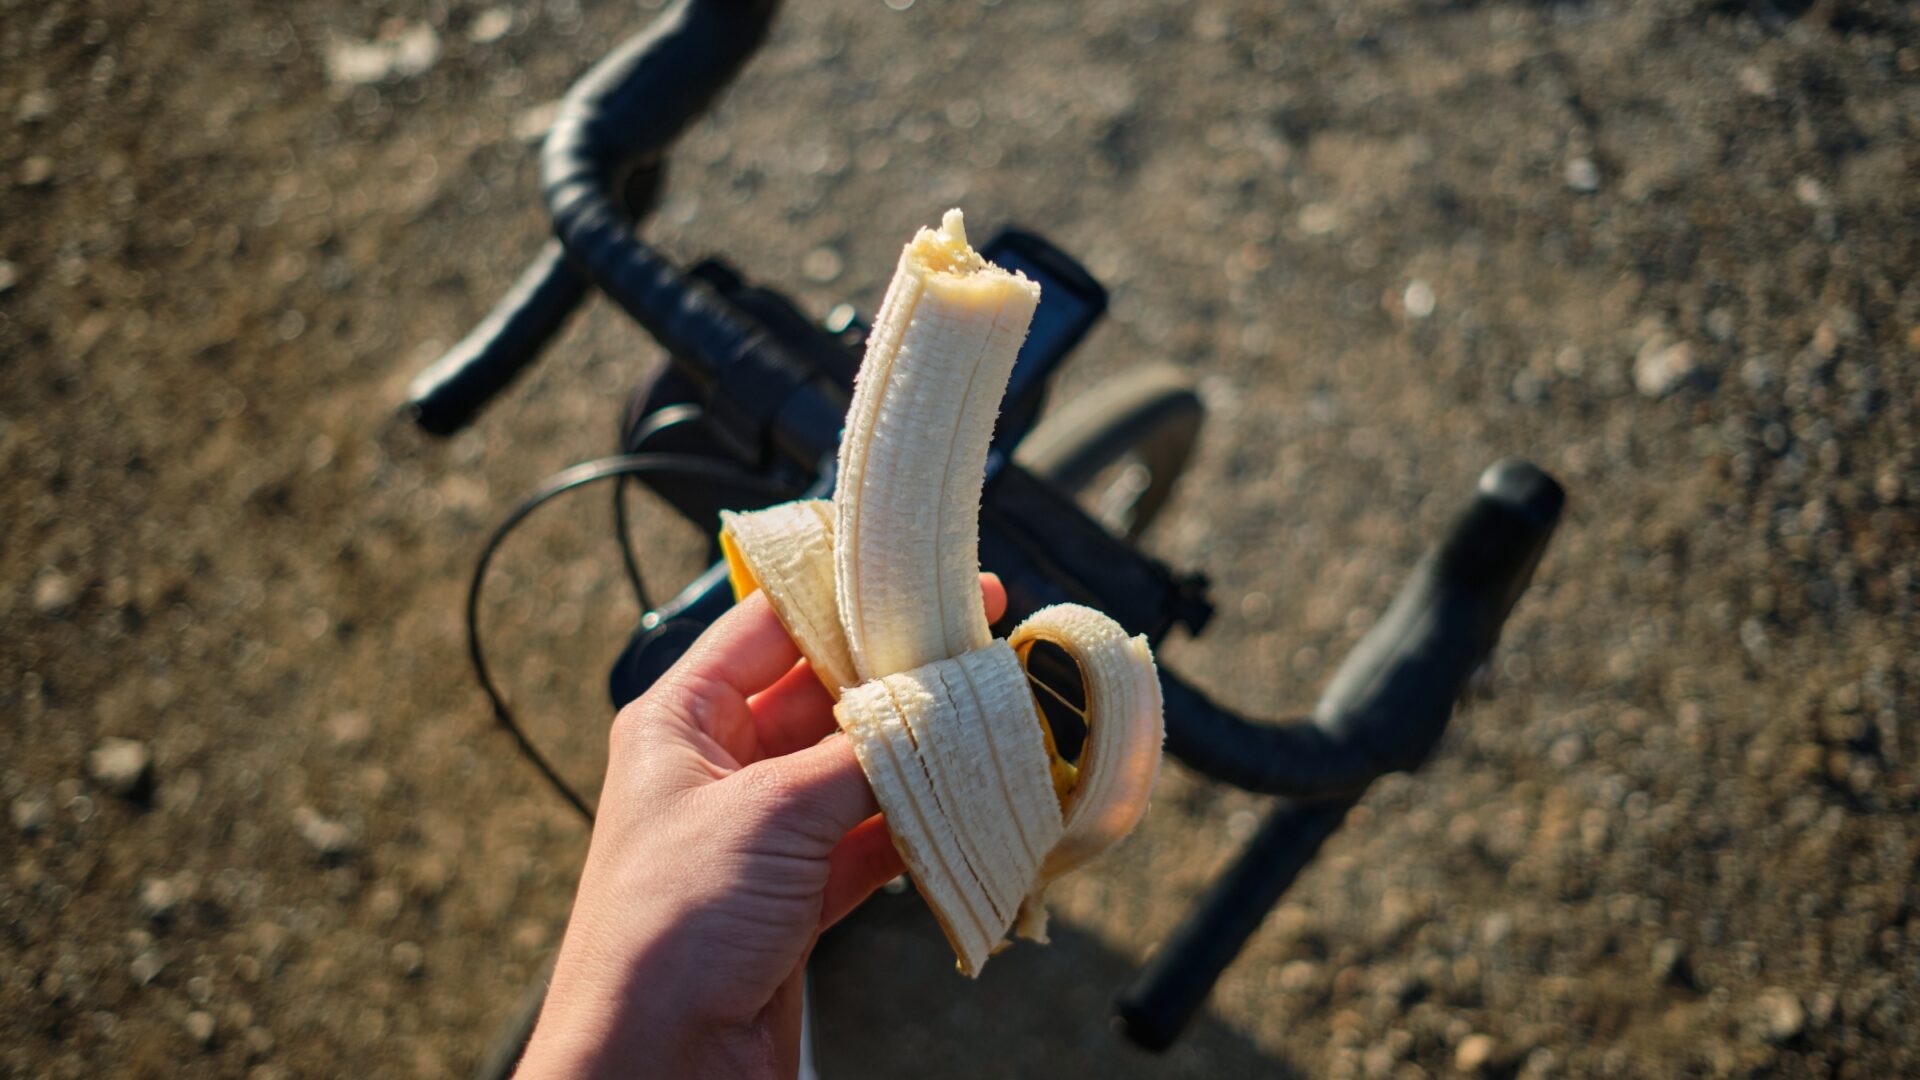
[3,0,1917,1076]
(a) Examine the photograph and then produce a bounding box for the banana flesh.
[719,210,1163,976]
[834,210,1039,681]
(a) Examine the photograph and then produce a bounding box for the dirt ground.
[4,0,1918,1076]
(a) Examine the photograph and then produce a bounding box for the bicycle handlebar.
[541,0,811,464]
[405,242,589,434]
[406,0,780,436]
[1114,459,1563,1048]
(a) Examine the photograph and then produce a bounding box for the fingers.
[664,591,802,704]
[746,573,1010,761]
[738,734,879,852]
[820,816,905,931]
[644,572,1011,768]
[748,659,839,759]
[981,572,1008,625]
[629,592,799,766]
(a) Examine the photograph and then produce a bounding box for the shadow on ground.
[811,889,1297,1079]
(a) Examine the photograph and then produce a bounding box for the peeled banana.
[720,210,1163,976]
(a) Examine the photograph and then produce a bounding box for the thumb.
[738,733,879,852]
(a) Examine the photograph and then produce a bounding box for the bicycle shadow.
[809,890,1301,1079]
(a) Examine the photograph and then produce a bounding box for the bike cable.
[467,452,800,823]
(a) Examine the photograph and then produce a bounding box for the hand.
[517,574,1009,1079]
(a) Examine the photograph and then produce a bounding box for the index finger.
[663,590,804,705]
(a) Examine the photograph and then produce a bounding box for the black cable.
[608,402,707,612]
[611,400,651,612]
[468,452,800,823]
[612,478,649,612]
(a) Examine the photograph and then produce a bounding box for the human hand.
[516,574,1009,1079]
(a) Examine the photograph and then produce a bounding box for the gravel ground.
[4,0,1918,1076]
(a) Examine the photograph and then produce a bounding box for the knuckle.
[731,759,799,820]
[740,757,847,844]
[606,695,662,758]
[665,674,725,733]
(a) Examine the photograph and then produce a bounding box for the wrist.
[519,919,783,1079]
[518,1006,776,1080]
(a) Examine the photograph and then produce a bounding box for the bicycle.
[403,0,1565,1069]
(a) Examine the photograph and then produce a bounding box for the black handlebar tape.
[544,0,776,195]
[1159,676,1381,798]
[1309,459,1563,770]
[405,241,589,435]
[542,0,810,458]
[1113,796,1354,1052]
[539,0,778,342]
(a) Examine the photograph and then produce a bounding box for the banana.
[719,210,1163,976]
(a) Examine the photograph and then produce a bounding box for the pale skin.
[516,575,1010,1079]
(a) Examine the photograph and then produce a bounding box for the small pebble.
[801,246,844,284]
[367,884,404,923]
[0,259,17,295]
[1634,338,1697,398]
[407,853,452,898]
[1297,202,1341,236]
[391,940,426,978]
[513,101,560,143]
[1757,987,1806,1043]
[1226,808,1258,841]
[1565,157,1600,193]
[1737,65,1775,97]
[1238,590,1273,624]
[11,793,53,836]
[1402,280,1436,319]
[1740,355,1777,393]
[324,23,441,86]
[467,8,512,44]
[293,806,355,859]
[89,737,153,800]
[1277,959,1320,993]
[14,89,54,124]
[1455,1033,1498,1073]
[185,1009,216,1047]
[1479,912,1513,946]
[18,156,54,187]
[130,950,165,987]
[1651,938,1694,988]
[138,876,181,923]
[326,710,372,750]
[32,571,79,614]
